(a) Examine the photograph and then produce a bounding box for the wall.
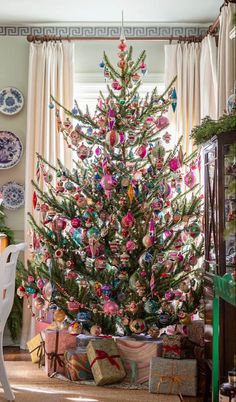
[0,37,29,243]
[75,39,165,74]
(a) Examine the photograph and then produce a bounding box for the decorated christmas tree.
[20,35,204,337]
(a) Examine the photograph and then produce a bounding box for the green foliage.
[191,114,236,146]
[0,205,24,341]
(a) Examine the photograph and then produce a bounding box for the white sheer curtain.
[200,35,218,120]
[21,41,74,349]
[217,2,236,117]
[165,42,201,156]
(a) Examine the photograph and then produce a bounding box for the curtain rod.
[27,1,233,44]
[27,34,212,43]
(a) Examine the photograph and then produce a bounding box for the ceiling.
[0,0,222,24]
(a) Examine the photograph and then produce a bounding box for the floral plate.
[0,182,25,210]
[0,130,23,169]
[0,87,24,115]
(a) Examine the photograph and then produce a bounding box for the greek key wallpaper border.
[0,25,208,37]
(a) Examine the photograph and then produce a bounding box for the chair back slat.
[0,243,27,333]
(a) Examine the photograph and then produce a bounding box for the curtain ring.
[169,35,173,44]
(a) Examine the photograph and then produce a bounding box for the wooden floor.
[2,347,204,402]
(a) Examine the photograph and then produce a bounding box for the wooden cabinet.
[203,130,236,391]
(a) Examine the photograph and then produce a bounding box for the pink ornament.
[126,240,136,252]
[103,300,119,315]
[156,115,169,130]
[146,116,154,124]
[111,80,122,90]
[162,131,171,143]
[67,299,80,313]
[71,217,81,228]
[121,211,135,228]
[77,144,91,160]
[136,144,147,159]
[95,147,101,156]
[95,256,106,271]
[66,271,79,280]
[184,171,196,188]
[100,174,113,198]
[100,174,113,190]
[119,131,125,144]
[169,157,181,172]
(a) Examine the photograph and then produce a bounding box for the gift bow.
[152,369,194,399]
[163,344,181,355]
[91,349,120,370]
[30,338,45,368]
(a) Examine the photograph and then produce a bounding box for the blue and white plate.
[0,182,25,210]
[0,130,23,169]
[0,87,24,115]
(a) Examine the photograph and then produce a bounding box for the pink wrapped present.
[116,338,162,384]
[45,329,77,376]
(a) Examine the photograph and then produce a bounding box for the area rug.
[0,361,202,402]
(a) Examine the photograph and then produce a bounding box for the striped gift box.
[116,338,162,384]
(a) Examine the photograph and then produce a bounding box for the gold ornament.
[54,309,66,322]
[127,184,135,203]
[148,326,160,338]
[129,318,146,334]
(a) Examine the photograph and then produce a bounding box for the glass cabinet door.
[204,144,218,274]
[224,144,236,274]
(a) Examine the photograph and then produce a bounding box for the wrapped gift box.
[45,329,77,376]
[116,338,162,384]
[27,332,45,365]
[187,320,205,347]
[162,334,187,359]
[149,357,197,396]
[86,338,126,385]
[64,348,93,381]
[35,320,57,335]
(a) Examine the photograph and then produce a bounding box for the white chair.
[0,243,27,401]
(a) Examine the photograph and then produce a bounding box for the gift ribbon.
[45,330,65,374]
[152,360,195,399]
[29,335,45,368]
[90,349,120,370]
[163,344,181,355]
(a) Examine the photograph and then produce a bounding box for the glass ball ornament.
[103,300,119,315]
[34,296,46,311]
[54,309,66,322]
[148,326,160,338]
[144,300,158,314]
[17,286,26,298]
[129,318,146,334]
[68,321,83,335]
[90,324,102,336]
[67,298,80,313]
[158,312,171,326]
[52,216,67,232]
[76,310,91,322]
[42,281,53,301]
[101,284,113,297]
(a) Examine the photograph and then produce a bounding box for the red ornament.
[32,191,37,209]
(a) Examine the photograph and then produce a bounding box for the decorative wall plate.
[0,87,24,115]
[0,182,25,210]
[0,130,23,169]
